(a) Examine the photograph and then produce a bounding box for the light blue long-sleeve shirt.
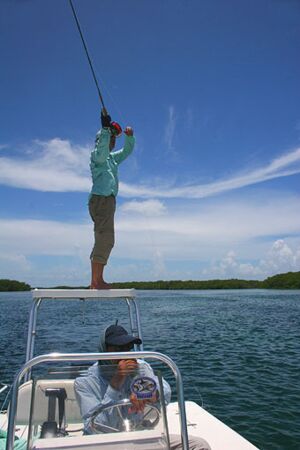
[90,128,135,197]
[74,362,171,435]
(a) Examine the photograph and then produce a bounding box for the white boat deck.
[0,401,259,449]
[32,289,136,300]
[168,402,258,450]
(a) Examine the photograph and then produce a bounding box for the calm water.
[0,290,299,450]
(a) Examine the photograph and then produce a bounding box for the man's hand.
[110,359,138,390]
[101,108,111,128]
[118,359,138,376]
[128,391,158,414]
[124,127,133,136]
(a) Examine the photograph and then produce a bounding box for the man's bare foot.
[90,282,111,290]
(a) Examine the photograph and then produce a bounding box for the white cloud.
[0,138,91,192]
[116,196,300,248]
[120,147,300,199]
[0,218,92,256]
[164,105,176,151]
[0,194,299,284]
[0,253,32,275]
[259,239,300,275]
[0,139,300,199]
[203,240,300,280]
[119,199,167,216]
[0,196,299,260]
[149,249,167,280]
[202,251,260,279]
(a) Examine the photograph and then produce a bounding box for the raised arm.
[112,127,135,164]
[90,109,114,165]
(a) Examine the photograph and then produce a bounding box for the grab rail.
[6,351,189,450]
[25,294,143,381]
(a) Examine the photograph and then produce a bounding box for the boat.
[0,289,259,449]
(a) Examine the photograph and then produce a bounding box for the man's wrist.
[110,373,125,390]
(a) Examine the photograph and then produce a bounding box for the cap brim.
[106,334,142,346]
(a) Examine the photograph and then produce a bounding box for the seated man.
[75,323,211,450]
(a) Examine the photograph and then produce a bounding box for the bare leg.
[90,261,111,289]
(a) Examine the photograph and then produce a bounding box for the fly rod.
[68,0,106,108]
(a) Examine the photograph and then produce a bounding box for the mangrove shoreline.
[1,271,300,291]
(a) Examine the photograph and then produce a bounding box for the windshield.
[22,362,171,449]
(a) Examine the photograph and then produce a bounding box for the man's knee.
[169,434,211,450]
[90,255,107,265]
[92,231,114,262]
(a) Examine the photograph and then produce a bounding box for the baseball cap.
[105,325,142,347]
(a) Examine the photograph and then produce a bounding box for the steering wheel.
[90,399,160,433]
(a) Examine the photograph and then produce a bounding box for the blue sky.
[1,0,300,286]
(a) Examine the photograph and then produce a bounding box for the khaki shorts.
[89,194,116,265]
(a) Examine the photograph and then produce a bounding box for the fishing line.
[68,0,106,108]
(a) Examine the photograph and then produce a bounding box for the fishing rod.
[68,0,106,109]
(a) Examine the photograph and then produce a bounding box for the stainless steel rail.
[6,351,189,450]
[126,298,144,351]
[24,298,41,381]
[24,295,143,380]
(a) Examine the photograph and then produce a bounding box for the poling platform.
[32,289,136,300]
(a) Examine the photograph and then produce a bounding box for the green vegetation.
[111,278,261,290]
[112,272,300,289]
[1,271,300,291]
[261,271,300,289]
[0,279,31,292]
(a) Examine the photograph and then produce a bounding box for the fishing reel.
[110,121,122,137]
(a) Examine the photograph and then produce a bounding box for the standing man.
[89,109,135,289]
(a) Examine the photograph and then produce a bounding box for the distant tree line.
[262,271,300,289]
[0,279,31,291]
[0,271,299,291]
[111,272,300,290]
[111,279,261,290]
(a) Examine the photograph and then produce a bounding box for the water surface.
[0,289,299,450]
